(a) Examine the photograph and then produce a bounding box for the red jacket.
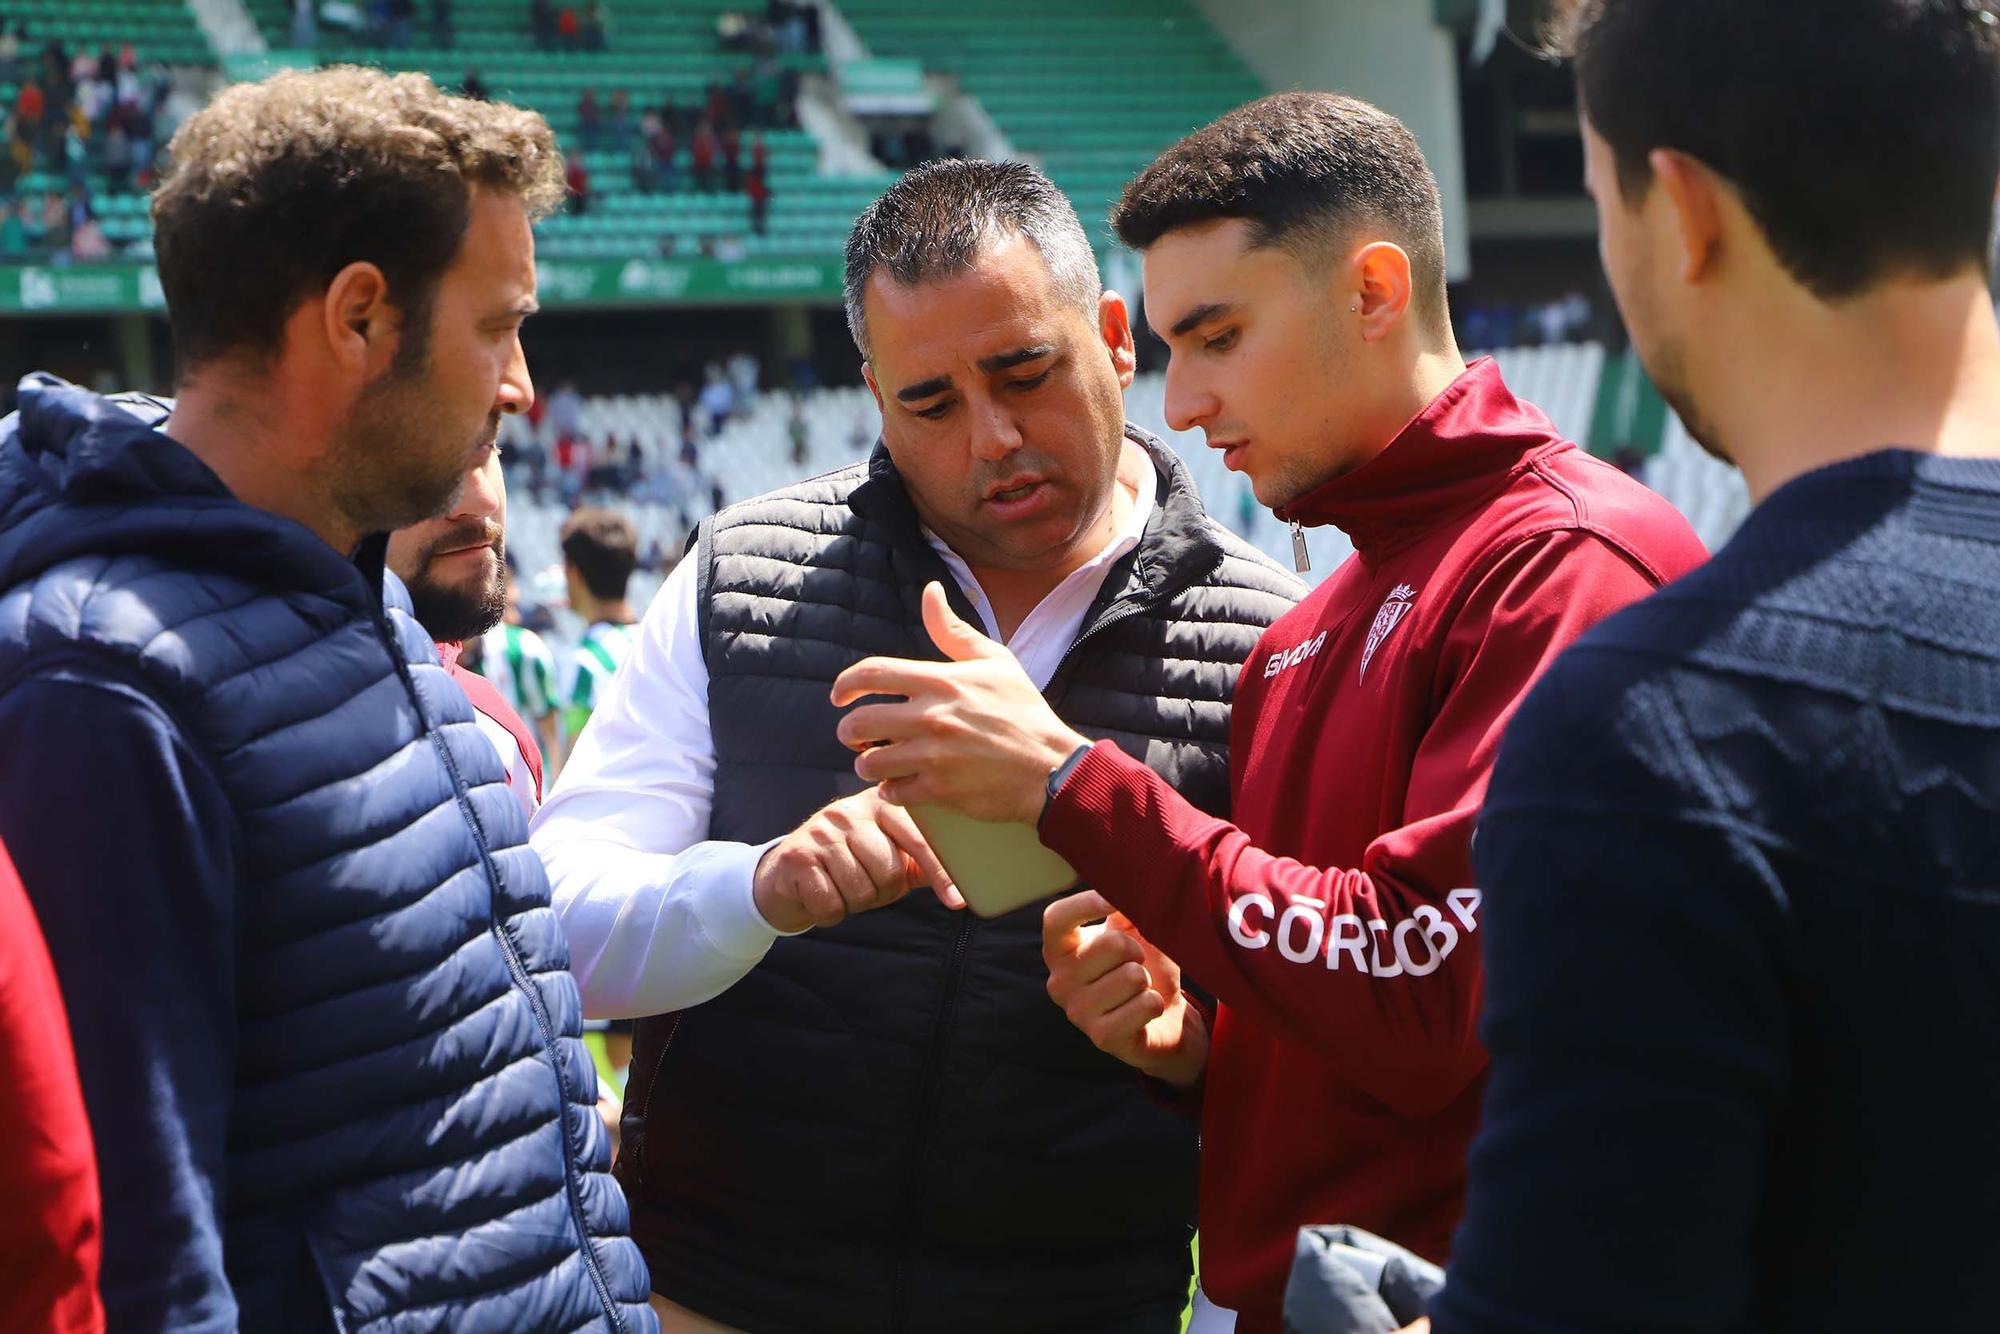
[0,841,105,1334]
[1040,360,1706,1331]
[438,640,544,806]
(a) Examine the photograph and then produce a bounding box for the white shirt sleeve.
[530,555,797,1020]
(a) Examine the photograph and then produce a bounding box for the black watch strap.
[1040,741,1095,823]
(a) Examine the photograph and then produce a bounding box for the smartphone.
[905,802,1079,919]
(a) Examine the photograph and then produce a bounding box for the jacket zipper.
[630,1011,685,1190]
[374,612,628,1334]
[886,911,976,1332]
[882,575,1158,1325]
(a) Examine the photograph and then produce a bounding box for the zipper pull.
[1291,520,1311,574]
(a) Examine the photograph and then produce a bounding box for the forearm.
[1041,742,1485,1115]
[540,831,789,1017]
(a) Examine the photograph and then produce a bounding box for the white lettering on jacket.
[1263,629,1329,679]
[1225,888,1482,976]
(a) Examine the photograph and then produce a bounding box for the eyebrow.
[977,343,1056,373]
[895,374,955,404]
[1168,301,1234,339]
[892,343,1059,404]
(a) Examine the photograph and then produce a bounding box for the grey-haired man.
[532,159,1301,1333]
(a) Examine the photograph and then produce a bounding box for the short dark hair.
[843,158,1101,356]
[152,66,565,375]
[560,507,638,602]
[1552,0,2000,300]
[1113,92,1449,336]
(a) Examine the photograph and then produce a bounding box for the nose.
[1163,355,1218,436]
[497,335,534,418]
[964,392,1025,464]
[452,452,504,524]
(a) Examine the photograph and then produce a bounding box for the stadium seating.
[230,0,893,259]
[0,0,211,67]
[835,0,1263,247]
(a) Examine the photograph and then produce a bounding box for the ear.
[319,260,395,380]
[1352,241,1414,344]
[1649,148,1724,286]
[861,361,885,413]
[1098,289,1138,388]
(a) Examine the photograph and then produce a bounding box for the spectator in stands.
[67,212,106,260]
[529,0,554,49]
[37,189,66,254]
[0,838,106,1334]
[690,117,717,191]
[726,346,759,407]
[0,66,654,1333]
[582,0,607,51]
[704,78,729,130]
[630,115,661,192]
[0,121,24,195]
[786,395,809,466]
[556,506,638,763]
[697,360,734,432]
[746,159,768,233]
[547,377,585,440]
[100,120,132,192]
[289,0,318,49]
[565,149,591,213]
[430,0,454,47]
[460,67,488,100]
[57,123,85,193]
[389,442,546,814]
[576,86,601,151]
[532,157,1301,1334]
[14,71,42,126]
[0,22,19,84]
[125,100,155,187]
[556,3,579,50]
[720,123,741,190]
[606,86,632,149]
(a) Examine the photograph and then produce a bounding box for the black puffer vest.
[618,430,1301,1333]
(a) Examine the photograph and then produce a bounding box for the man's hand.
[830,582,1090,823]
[1042,890,1208,1088]
[753,786,964,934]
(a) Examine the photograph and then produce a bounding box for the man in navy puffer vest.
[0,67,656,1334]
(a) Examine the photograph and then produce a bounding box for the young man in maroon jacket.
[830,92,1706,1332]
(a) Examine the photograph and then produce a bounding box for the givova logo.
[1263,629,1329,679]
[1226,888,1481,977]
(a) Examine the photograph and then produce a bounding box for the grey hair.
[843,158,1102,356]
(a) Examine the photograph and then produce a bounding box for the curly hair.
[152,65,564,373]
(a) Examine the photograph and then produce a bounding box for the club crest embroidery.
[1359,583,1417,682]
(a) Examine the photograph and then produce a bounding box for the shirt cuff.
[686,836,803,961]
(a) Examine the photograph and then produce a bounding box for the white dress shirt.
[531,451,1156,1019]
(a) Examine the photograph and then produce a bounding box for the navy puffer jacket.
[0,376,657,1334]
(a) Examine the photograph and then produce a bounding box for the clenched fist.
[1042,890,1207,1089]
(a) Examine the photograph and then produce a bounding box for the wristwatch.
[1039,741,1095,823]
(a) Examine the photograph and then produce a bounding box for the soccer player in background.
[558,504,640,762]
